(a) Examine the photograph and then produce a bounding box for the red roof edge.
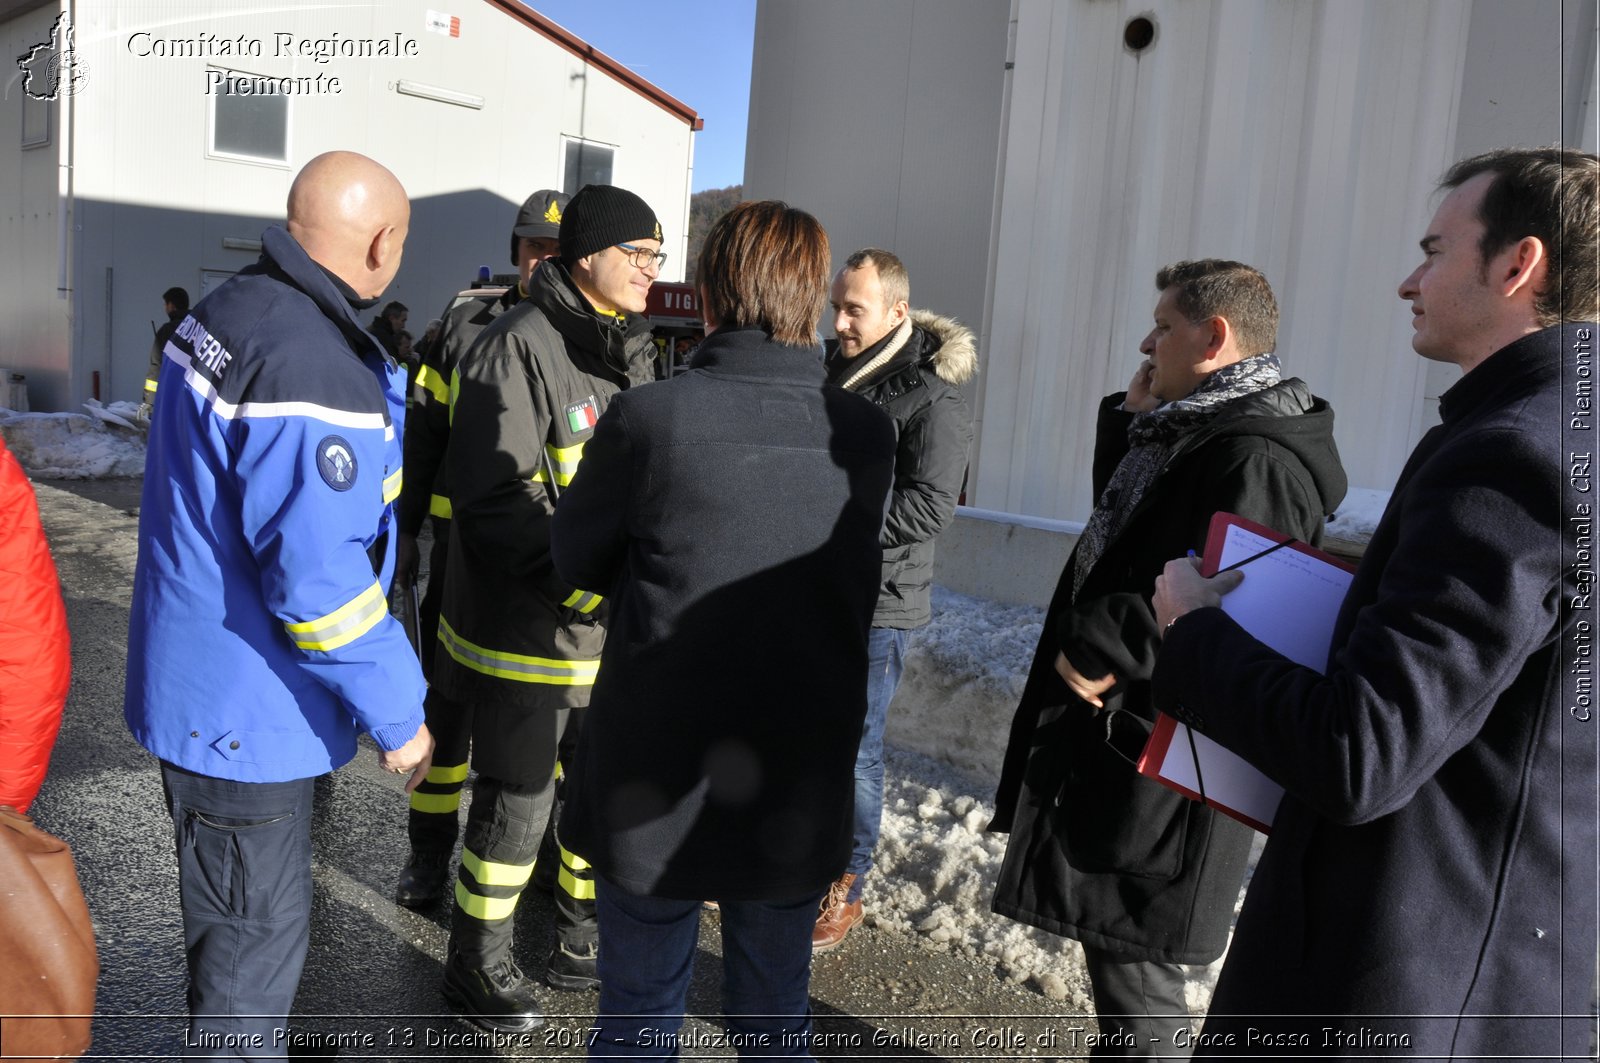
[483,0,704,131]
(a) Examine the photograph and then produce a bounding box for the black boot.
[440,951,544,1032]
[543,940,599,991]
[395,850,452,908]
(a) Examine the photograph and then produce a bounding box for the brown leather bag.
[0,805,97,1060]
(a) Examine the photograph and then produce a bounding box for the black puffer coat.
[825,310,976,628]
[990,379,1347,964]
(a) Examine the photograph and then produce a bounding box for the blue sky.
[525,0,756,192]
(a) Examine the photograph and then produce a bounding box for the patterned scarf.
[1068,353,1283,602]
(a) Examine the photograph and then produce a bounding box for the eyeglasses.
[616,242,668,270]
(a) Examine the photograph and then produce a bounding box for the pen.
[1217,537,1299,574]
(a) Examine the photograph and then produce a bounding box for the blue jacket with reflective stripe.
[124,226,426,783]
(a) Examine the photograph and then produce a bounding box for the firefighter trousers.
[447,703,596,967]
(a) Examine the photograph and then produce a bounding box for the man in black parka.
[1152,149,1599,1060]
[991,260,1346,1055]
[144,285,189,409]
[370,300,408,361]
[815,248,976,950]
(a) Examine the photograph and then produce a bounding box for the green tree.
[686,184,743,280]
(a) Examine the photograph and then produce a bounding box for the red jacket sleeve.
[0,438,71,812]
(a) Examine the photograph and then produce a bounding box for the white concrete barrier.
[930,506,1082,609]
[900,500,1380,784]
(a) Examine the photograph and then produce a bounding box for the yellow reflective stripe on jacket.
[415,363,449,405]
[462,848,533,888]
[429,494,453,519]
[144,377,159,393]
[383,468,403,504]
[409,789,461,814]
[531,441,584,487]
[454,880,520,921]
[437,617,600,686]
[426,761,470,785]
[448,368,460,426]
[284,582,386,651]
[562,589,603,613]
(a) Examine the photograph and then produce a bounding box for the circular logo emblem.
[49,52,91,97]
[316,435,357,491]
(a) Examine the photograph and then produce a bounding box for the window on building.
[563,138,615,193]
[209,70,288,164]
[21,93,50,149]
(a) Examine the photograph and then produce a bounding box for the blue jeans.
[160,762,316,1060]
[846,626,908,895]
[589,876,825,1060]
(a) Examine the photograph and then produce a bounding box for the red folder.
[1136,512,1357,833]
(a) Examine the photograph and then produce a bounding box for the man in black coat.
[1153,149,1599,1058]
[990,260,1346,1055]
[369,299,407,360]
[551,201,895,1059]
[814,249,976,950]
[143,285,189,409]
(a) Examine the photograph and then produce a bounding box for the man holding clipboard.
[1154,148,1599,1057]
[990,260,1347,1053]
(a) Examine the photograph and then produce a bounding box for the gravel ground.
[32,477,1138,1062]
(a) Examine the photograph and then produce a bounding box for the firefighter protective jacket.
[398,283,521,536]
[124,225,426,783]
[433,258,655,710]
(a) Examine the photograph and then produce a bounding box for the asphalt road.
[30,477,1110,1062]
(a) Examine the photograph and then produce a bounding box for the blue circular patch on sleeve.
[316,435,358,491]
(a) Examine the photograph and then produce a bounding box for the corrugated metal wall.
[746,0,1595,522]
[744,0,1010,343]
[972,0,1476,520]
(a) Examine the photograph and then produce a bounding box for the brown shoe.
[812,873,863,951]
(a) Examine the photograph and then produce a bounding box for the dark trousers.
[589,876,825,1060]
[447,699,598,966]
[416,517,449,684]
[409,521,473,855]
[161,762,316,1060]
[450,773,554,966]
[407,689,472,854]
[1080,943,1193,1059]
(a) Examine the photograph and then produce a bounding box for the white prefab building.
[746,0,1599,521]
[0,0,700,411]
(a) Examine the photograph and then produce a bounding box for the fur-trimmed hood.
[910,308,978,386]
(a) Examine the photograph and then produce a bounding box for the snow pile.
[1324,486,1390,543]
[886,587,1040,779]
[867,747,1236,1014]
[869,588,1241,1013]
[0,405,147,478]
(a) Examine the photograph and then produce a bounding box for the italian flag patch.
[566,397,599,433]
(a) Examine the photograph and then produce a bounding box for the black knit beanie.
[559,185,662,266]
